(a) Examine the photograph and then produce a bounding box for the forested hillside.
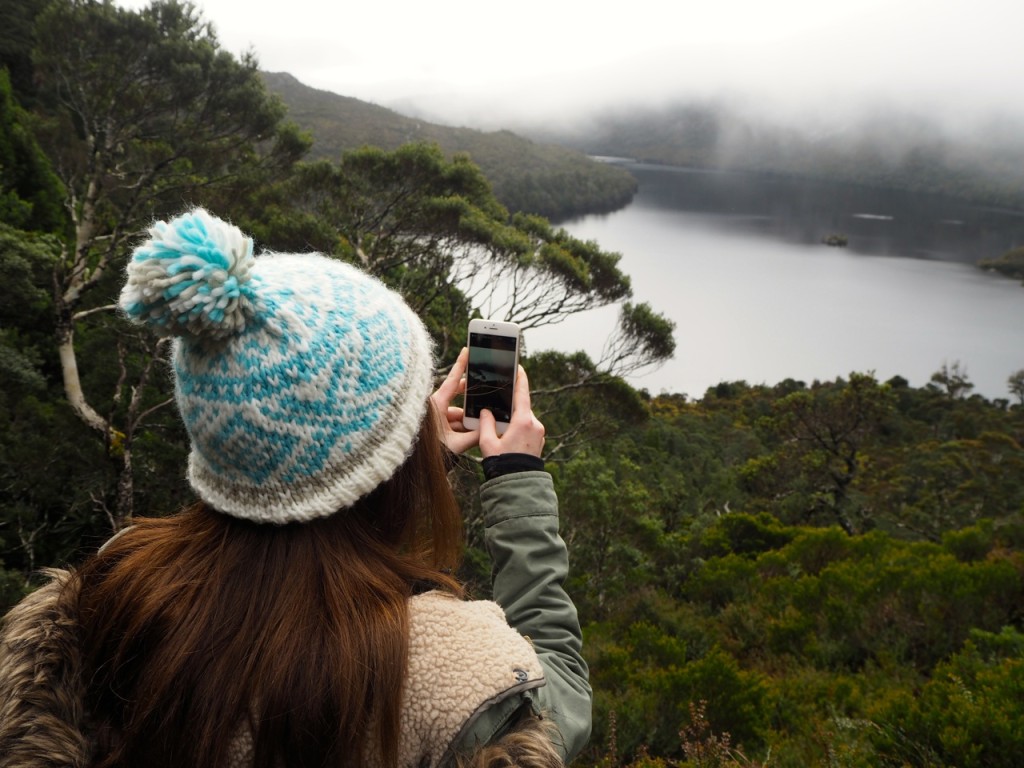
[528,102,1024,212]
[2,2,1023,767]
[260,71,638,221]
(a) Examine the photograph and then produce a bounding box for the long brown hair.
[76,411,462,768]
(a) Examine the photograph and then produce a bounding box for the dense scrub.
[527,377,1024,767]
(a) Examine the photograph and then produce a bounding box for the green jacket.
[452,471,592,763]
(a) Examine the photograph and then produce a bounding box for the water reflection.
[529,164,1024,400]
[625,164,1024,263]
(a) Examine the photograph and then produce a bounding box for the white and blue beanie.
[119,208,434,524]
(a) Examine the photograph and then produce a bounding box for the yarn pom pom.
[120,208,256,338]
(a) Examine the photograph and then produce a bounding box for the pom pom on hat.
[120,208,256,338]
[119,208,435,524]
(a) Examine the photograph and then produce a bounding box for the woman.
[0,209,591,768]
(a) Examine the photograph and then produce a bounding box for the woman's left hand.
[429,347,480,455]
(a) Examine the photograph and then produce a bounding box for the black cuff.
[482,453,545,481]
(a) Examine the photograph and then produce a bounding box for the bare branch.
[126,338,172,434]
[72,303,119,321]
[134,397,175,429]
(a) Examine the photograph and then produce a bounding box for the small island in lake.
[979,246,1024,281]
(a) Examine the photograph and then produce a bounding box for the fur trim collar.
[0,569,91,768]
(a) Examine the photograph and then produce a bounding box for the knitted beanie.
[119,208,434,524]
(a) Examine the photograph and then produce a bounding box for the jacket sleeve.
[478,470,592,762]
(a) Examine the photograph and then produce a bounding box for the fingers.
[439,404,479,454]
[432,347,468,404]
[442,359,546,460]
[430,349,481,455]
[429,349,467,421]
[511,364,531,418]
[479,400,546,459]
[445,428,480,455]
[479,407,496,435]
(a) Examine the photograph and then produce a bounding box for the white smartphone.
[462,319,521,435]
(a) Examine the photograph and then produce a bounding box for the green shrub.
[942,519,995,562]
[869,640,1024,767]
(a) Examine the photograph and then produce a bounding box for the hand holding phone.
[478,365,545,459]
[462,319,520,436]
[429,347,479,455]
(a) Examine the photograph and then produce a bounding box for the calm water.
[529,164,1024,400]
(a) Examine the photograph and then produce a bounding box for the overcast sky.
[117,0,1023,130]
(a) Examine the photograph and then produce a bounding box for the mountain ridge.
[260,72,637,222]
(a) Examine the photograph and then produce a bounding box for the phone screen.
[465,332,518,423]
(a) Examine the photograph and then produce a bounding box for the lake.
[529,163,1024,400]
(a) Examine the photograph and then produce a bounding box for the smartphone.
[462,319,521,435]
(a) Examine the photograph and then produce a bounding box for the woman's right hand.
[478,365,545,459]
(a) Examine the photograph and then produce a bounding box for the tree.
[555,451,657,618]
[593,301,676,380]
[30,0,306,527]
[288,143,675,375]
[930,360,974,400]
[1,64,110,578]
[0,0,48,100]
[1008,368,1024,406]
[526,350,652,464]
[0,65,61,400]
[751,373,895,535]
[0,67,63,231]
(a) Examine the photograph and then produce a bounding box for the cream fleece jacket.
[391,591,546,767]
[223,591,547,768]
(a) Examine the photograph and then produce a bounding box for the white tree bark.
[57,332,109,435]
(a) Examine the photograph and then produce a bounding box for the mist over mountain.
[262,64,1024,221]
[515,99,1024,211]
[259,72,637,222]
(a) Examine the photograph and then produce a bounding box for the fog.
[116,0,1024,135]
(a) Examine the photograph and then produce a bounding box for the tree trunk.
[56,310,108,435]
[113,445,133,531]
